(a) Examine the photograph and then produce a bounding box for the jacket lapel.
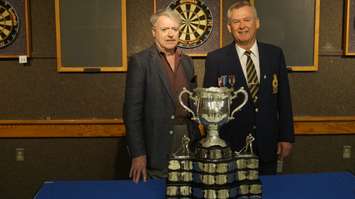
[149,46,175,104]
[257,42,268,101]
[180,57,194,89]
[226,43,249,92]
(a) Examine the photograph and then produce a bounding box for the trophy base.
[195,143,233,160]
[166,158,193,198]
[192,144,236,199]
[166,133,263,199]
[200,136,227,148]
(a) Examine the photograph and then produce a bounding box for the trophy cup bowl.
[179,87,248,148]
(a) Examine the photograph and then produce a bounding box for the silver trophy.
[167,86,263,199]
[179,87,248,148]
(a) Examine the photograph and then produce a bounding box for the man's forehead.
[230,7,255,18]
[155,16,179,27]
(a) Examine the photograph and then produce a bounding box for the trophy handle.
[230,87,248,119]
[178,87,198,121]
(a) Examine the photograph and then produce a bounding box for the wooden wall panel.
[0,116,353,137]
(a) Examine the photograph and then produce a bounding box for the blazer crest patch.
[272,74,278,94]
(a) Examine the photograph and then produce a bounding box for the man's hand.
[277,142,293,160]
[129,155,147,183]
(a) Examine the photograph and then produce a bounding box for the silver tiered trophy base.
[166,135,263,199]
[193,142,237,199]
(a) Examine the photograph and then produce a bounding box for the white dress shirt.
[235,41,260,82]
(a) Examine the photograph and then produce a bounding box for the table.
[34,172,355,199]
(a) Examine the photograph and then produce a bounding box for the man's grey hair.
[150,8,182,27]
[227,0,258,24]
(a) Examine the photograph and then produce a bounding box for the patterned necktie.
[245,50,259,102]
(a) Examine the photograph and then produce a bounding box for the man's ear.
[152,29,156,37]
[256,18,260,30]
[227,24,232,33]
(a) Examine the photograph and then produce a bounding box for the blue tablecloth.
[34,172,355,199]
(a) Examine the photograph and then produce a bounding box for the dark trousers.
[259,159,277,175]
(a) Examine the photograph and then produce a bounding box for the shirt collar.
[235,41,259,58]
[154,44,181,57]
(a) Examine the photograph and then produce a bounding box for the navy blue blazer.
[203,42,295,162]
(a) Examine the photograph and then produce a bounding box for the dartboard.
[169,0,213,49]
[0,0,19,48]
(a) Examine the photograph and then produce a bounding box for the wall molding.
[0,119,125,137]
[0,116,354,138]
[293,116,355,135]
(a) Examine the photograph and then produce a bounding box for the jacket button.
[169,130,174,135]
[171,115,175,119]
[255,108,259,112]
[253,125,256,129]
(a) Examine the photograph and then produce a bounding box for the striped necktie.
[245,50,259,102]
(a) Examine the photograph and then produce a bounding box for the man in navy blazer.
[203,0,294,175]
[124,9,200,183]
